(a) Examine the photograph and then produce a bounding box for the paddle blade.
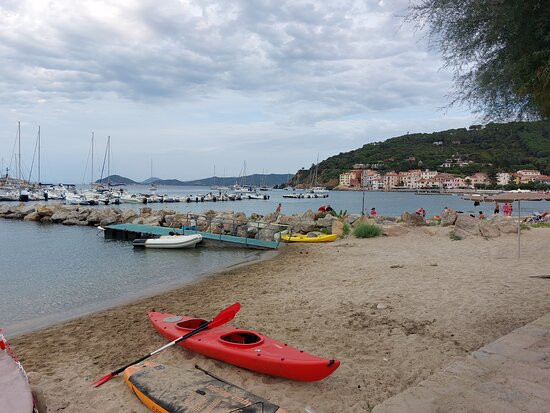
[92,372,113,388]
[208,302,240,329]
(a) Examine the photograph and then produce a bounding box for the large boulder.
[23,211,41,221]
[494,217,518,234]
[441,208,458,227]
[316,214,337,228]
[346,214,361,224]
[35,205,56,217]
[291,219,316,233]
[120,209,138,224]
[51,210,73,223]
[139,207,152,217]
[454,213,480,237]
[142,214,161,226]
[332,220,344,237]
[383,225,409,237]
[400,212,425,226]
[479,220,500,238]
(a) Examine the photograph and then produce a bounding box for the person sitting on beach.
[479,211,485,220]
[502,203,509,216]
[325,205,334,212]
[370,207,377,217]
[318,205,327,212]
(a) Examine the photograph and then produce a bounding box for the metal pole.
[38,126,41,183]
[361,187,365,215]
[517,200,521,259]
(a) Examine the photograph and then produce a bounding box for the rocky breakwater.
[441,208,518,238]
[0,204,380,242]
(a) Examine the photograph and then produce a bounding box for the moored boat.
[133,234,202,249]
[148,312,340,381]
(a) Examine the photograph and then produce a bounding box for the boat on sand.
[281,233,337,243]
[124,362,287,413]
[148,311,340,382]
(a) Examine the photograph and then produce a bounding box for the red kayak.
[148,312,340,382]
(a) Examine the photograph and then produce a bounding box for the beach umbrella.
[463,191,550,258]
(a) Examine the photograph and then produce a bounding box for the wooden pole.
[517,200,521,259]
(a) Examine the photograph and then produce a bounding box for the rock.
[331,220,344,237]
[120,209,138,224]
[140,207,152,217]
[62,219,79,226]
[376,303,388,310]
[261,212,278,224]
[479,220,500,238]
[316,214,337,227]
[99,215,119,227]
[291,219,317,233]
[19,205,36,216]
[300,210,317,221]
[383,225,409,237]
[51,210,72,223]
[132,217,145,225]
[400,212,425,226]
[23,211,41,221]
[346,214,361,224]
[454,213,480,236]
[40,216,52,224]
[142,215,161,226]
[495,217,518,234]
[0,205,14,215]
[440,208,457,227]
[351,215,373,227]
[258,227,277,241]
[422,227,437,236]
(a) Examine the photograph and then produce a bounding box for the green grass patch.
[353,222,383,238]
[342,222,351,237]
[530,221,550,228]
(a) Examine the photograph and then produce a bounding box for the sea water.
[0,219,258,337]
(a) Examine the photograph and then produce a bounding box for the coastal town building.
[338,167,548,191]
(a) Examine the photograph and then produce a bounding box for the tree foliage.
[408,0,550,120]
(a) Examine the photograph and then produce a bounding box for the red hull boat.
[148,312,340,382]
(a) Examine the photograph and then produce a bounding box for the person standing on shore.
[503,203,509,216]
[494,202,500,214]
[275,203,282,215]
[509,203,513,216]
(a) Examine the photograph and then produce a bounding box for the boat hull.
[281,233,337,243]
[136,234,202,249]
[148,312,340,382]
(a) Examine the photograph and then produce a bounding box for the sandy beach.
[11,226,550,412]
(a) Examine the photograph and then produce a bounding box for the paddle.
[92,302,241,387]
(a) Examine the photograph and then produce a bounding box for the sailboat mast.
[91,132,94,185]
[17,121,21,181]
[107,136,111,186]
[37,126,41,183]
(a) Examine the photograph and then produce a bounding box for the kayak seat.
[220,331,263,345]
[176,319,208,330]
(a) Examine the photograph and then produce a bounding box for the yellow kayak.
[281,233,338,243]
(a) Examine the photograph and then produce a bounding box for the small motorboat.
[133,234,202,249]
[281,233,338,243]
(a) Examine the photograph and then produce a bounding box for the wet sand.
[11,226,550,412]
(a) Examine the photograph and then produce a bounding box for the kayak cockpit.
[219,331,264,346]
[176,319,208,330]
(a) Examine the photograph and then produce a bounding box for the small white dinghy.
[133,234,202,249]
[0,333,34,413]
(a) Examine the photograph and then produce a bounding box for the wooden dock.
[103,223,279,250]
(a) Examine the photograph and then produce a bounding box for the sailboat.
[148,159,157,192]
[307,154,328,194]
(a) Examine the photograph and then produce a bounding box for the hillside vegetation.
[293,120,550,187]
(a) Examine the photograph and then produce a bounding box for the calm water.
[0,219,258,337]
[94,185,547,217]
[1,187,548,337]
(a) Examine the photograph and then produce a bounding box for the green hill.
[293,120,550,187]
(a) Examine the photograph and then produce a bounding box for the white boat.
[1,333,34,413]
[310,186,328,193]
[133,234,202,249]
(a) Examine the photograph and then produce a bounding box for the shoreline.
[10,227,550,412]
[5,247,278,339]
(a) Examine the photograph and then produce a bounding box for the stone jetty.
[0,203,522,241]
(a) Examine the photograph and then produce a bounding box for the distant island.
[96,173,292,187]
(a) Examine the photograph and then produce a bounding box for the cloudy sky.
[0,0,475,183]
